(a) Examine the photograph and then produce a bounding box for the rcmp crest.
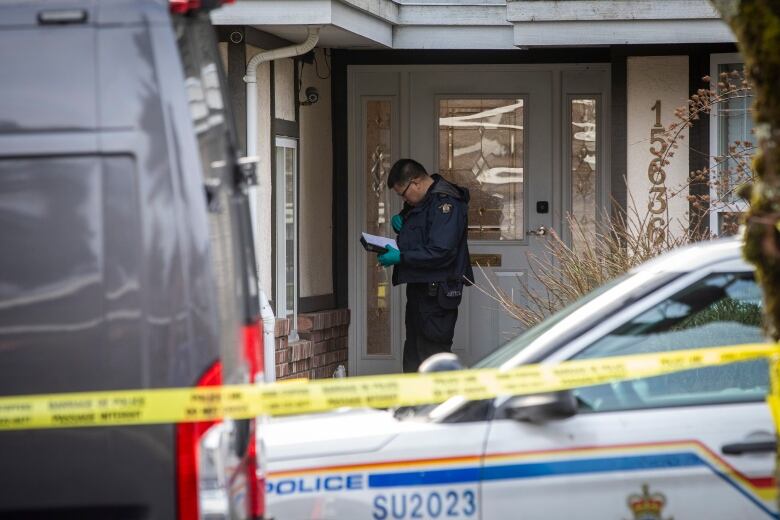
[624,484,673,520]
[439,203,452,214]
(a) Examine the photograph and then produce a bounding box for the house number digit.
[651,99,662,127]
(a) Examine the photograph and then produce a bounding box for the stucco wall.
[274,58,296,123]
[627,56,690,239]
[299,49,334,298]
[218,42,227,74]
[246,45,273,299]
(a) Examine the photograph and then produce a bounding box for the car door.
[262,409,489,520]
[480,262,776,519]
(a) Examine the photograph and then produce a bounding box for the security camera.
[301,87,320,106]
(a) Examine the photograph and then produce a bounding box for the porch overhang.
[507,0,736,47]
[211,0,396,48]
[211,0,737,50]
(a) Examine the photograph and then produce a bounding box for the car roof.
[632,237,746,274]
[427,238,753,422]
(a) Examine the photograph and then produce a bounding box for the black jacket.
[392,174,474,287]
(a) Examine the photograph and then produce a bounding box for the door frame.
[347,64,611,376]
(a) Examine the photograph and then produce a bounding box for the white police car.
[260,239,776,519]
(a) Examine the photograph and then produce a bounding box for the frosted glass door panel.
[438,99,525,241]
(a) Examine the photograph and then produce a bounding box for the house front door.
[409,68,554,366]
[349,65,609,374]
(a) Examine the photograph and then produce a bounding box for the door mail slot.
[470,254,502,267]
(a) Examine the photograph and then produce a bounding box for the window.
[709,53,754,236]
[365,99,393,356]
[472,273,633,369]
[573,272,766,412]
[275,137,298,334]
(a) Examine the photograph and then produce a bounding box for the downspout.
[244,26,321,158]
[259,290,276,383]
[244,27,321,383]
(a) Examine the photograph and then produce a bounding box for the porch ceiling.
[211,0,736,50]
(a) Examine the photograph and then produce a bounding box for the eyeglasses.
[400,181,415,198]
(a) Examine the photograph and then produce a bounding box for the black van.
[0,1,264,518]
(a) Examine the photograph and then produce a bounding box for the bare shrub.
[664,69,755,237]
[472,201,692,329]
[474,70,754,330]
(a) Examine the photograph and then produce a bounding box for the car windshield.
[472,273,633,369]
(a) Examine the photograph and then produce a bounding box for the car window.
[573,272,766,412]
[472,273,632,369]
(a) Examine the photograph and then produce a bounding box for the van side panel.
[0,154,176,518]
[137,21,221,385]
[0,3,220,518]
[97,20,220,386]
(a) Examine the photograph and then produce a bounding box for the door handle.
[721,440,777,455]
[527,225,547,237]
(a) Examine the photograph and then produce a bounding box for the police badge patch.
[624,484,672,520]
[439,203,452,214]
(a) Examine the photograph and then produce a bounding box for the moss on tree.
[712,0,780,340]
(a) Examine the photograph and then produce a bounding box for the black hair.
[387,158,428,189]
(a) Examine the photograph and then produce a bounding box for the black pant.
[403,283,458,373]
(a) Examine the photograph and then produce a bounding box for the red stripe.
[746,477,776,489]
[270,453,482,477]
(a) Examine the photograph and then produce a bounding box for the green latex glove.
[391,214,404,233]
[378,246,401,266]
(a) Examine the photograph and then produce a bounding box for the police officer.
[378,159,473,373]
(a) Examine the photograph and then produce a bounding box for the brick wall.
[273,317,292,377]
[274,309,350,380]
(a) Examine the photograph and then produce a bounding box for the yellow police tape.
[1,343,779,431]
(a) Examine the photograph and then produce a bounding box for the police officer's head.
[388,158,433,206]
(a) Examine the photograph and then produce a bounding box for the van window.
[0,155,143,393]
[573,272,766,412]
[0,27,96,133]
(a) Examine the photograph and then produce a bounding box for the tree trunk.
[711,0,780,509]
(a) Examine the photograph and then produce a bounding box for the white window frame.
[709,52,750,235]
[275,136,299,339]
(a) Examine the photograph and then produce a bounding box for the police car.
[259,238,776,519]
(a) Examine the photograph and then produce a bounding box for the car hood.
[257,408,402,462]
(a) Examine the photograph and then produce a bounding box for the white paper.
[361,232,397,250]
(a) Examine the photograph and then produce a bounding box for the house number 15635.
[647,100,667,245]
